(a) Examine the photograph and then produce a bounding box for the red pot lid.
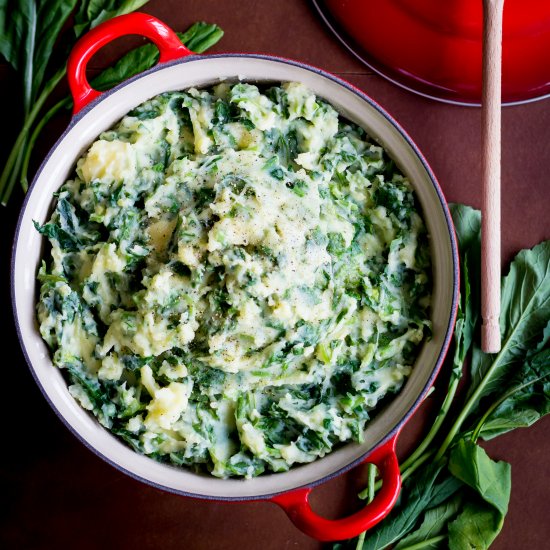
[314,0,550,105]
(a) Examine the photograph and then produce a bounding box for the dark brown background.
[1,1,549,548]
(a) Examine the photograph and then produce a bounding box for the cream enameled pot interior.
[13,55,457,499]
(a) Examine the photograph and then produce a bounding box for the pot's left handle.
[271,434,401,541]
[67,12,193,115]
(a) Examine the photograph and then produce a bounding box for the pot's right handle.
[271,433,401,542]
[67,12,193,115]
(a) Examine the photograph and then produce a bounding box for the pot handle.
[67,12,192,115]
[271,433,401,541]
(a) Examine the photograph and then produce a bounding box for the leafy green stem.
[178,22,224,53]
[20,96,71,192]
[434,343,509,461]
[397,535,447,550]
[401,449,437,484]
[358,474,382,500]
[1,142,26,205]
[470,372,550,442]
[358,448,436,501]
[399,375,461,474]
[23,1,37,118]
[366,462,377,503]
[0,65,66,204]
[356,463,378,550]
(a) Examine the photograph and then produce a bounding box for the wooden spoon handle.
[481,0,504,353]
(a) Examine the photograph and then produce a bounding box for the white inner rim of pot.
[14,56,455,499]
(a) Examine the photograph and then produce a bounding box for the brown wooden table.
[2,1,549,548]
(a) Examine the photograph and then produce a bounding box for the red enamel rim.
[67,12,192,114]
[314,0,550,106]
[272,433,402,541]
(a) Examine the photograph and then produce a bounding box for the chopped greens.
[36,82,432,478]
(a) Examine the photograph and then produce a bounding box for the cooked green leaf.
[33,196,100,251]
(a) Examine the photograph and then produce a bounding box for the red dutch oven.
[11,13,459,541]
[315,0,550,105]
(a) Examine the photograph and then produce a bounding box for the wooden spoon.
[481,0,504,353]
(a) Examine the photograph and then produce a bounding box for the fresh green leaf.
[446,441,511,549]
[0,0,33,71]
[360,463,463,550]
[448,439,510,517]
[90,42,159,91]
[528,318,550,358]
[477,347,550,440]
[468,240,550,410]
[0,1,9,67]
[450,203,481,374]
[453,254,475,376]
[0,7,224,206]
[449,203,481,253]
[73,0,150,37]
[32,0,78,99]
[0,0,76,114]
[499,240,550,361]
[21,0,36,116]
[394,494,462,550]
[0,0,37,114]
[0,0,157,205]
[178,21,224,54]
[448,501,503,550]
[477,407,544,440]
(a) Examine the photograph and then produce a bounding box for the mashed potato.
[36,82,431,478]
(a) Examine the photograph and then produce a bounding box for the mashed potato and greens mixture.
[36,82,431,478]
